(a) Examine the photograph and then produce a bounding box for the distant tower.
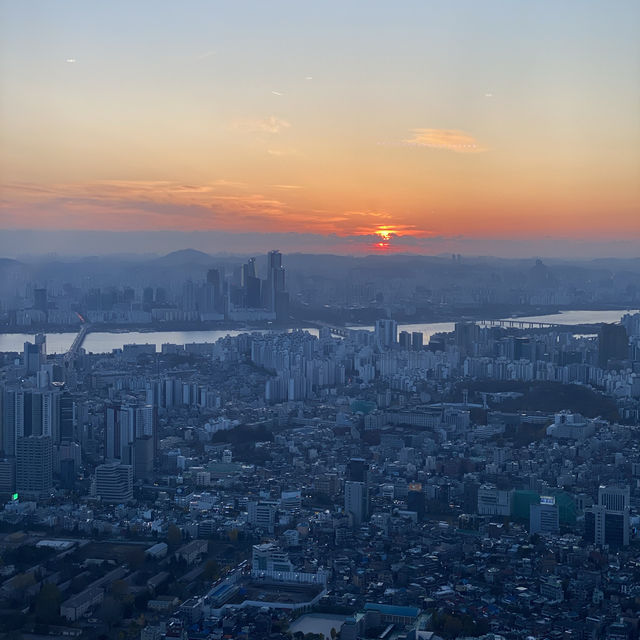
[598,323,628,368]
[374,319,397,348]
[16,435,53,498]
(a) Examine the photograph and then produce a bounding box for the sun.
[375,228,394,241]
[372,226,396,251]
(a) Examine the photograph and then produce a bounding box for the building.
[477,484,513,517]
[530,496,560,535]
[345,480,369,526]
[584,485,630,548]
[16,435,52,498]
[598,323,628,368]
[374,319,397,348]
[247,500,277,533]
[95,462,133,503]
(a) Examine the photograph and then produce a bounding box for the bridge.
[64,323,91,364]
[311,322,359,338]
[478,319,565,330]
[311,318,574,339]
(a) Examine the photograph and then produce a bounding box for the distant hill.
[151,249,214,266]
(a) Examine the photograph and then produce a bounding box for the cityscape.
[1,250,640,640]
[1,1,640,640]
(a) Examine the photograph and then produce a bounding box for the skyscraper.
[584,485,630,547]
[16,435,53,498]
[374,319,397,348]
[95,462,134,503]
[344,480,369,527]
[598,323,628,368]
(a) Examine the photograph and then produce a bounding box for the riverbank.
[1,305,637,335]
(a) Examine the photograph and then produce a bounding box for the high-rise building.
[23,334,46,375]
[95,462,133,503]
[0,458,16,495]
[16,435,53,498]
[455,322,479,357]
[247,500,277,533]
[347,458,369,483]
[264,250,287,319]
[33,288,48,314]
[344,480,369,527]
[530,496,560,535]
[399,331,411,349]
[584,485,630,547]
[374,319,397,348]
[598,323,628,368]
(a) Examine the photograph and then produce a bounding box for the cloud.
[232,116,291,134]
[267,148,297,157]
[404,129,487,153]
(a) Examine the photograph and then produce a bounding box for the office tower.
[241,258,262,308]
[407,483,426,521]
[0,458,16,495]
[530,496,560,535]
[598,323,628,368]
[142,286,154,307]
[265,250,287,319]
[59,391,74,441]
[24,334,46,375]
[347,457,369,483]
[399,331,411,349]
[584,485,630,547]
[95,462,134,503]
[206,268,222,312]
[33,288,47,313]
[106,403,154,463]
[411,332,424,349]
[455,322,479,357]
[16,435,53,498]
[374,319,397,348]
[247,500,277,533]
[134,435,154,481]
[344,480,369,526]
[59,458,75,490]
[105,404,122,460]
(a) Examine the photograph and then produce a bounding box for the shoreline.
[0,306,637,336]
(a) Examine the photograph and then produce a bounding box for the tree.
[167,524,182,548]
[125,546,146,570]
[111,579,130,601]
[203,559,219,580]
[34,583,62,623]
[99,595,123,630]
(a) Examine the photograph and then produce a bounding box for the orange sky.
[1,1,639,254]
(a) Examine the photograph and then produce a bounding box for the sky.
[1,1,639,257]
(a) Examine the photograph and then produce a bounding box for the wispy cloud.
[404,129,487,153]
[195,50,216,60]
[232,116,291,134]
[267,148,297,157]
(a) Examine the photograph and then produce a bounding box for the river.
[0,309,637,354]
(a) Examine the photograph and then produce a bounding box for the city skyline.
[1,1,639,256]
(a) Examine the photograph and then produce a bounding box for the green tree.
[111,579,130,601]
[34,583,62,623]
[125,546,146,570]
[167,524,182,548]
[99,595,123,630]
[203,559,219,580]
